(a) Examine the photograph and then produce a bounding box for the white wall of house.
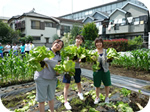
[22,17,58,43]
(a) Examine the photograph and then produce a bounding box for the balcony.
[106,24,145,34]
[15,21,25,30]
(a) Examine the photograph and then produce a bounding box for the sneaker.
[105,97,109,103]
[94,97,100,104]
[78,92,84,100]
[64,102,72,110]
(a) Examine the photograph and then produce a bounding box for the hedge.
[104,39,128,52]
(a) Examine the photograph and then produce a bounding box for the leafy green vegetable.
[28,46,55,71]
[107,48,119,59]
[61,45,78,60]
[54,60,75,76]
[61,45,100,72]
[120,88,131,97]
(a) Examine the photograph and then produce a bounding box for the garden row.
[0,47,149,87]
[112,48,150,71]
[2,76,149,112]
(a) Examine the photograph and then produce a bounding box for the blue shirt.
[0,46,3,53]
[20,45,25,53]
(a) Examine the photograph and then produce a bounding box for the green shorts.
[93,70,111,87]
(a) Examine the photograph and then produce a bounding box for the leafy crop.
[28,46,55,71]
[107,48,120,59]
[120,88,131,97]
[54,60,75,76]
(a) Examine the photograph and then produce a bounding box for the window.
[117,3,122,8]
[33,36,41,40]
[107,5,111,10]
[89,10,93,15]
[61,25,70,33]
[121,18,126,25]
[85,11,88,15]
[79,13,81,18]
[31,20,40,29]
[98,8,101,11]
[10,23,13,29]
[134,17,140,25]
[45,22,52,27]
[112,4,116,10]
[102,7,106,12]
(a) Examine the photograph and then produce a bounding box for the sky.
[0,0,149,18]
[0,0,125,18]
[0,0,115,18]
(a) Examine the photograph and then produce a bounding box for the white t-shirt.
[29,44,35,50]
[5,45,11,52]
[12,46,18,52]
[25,44,30,51]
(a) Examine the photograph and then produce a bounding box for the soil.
[2,75,149,112]
[109,65,150,81]
[80,63,150,81]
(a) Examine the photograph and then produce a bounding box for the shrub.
[127,36,143,50]
[104,39,128,52]
[70,23,82,38]
[81,22,99,41]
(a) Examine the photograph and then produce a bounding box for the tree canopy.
[0,21,20,44]
[81,22,99,41]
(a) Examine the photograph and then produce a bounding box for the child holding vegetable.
[63,35,85,110]
[34,39,64,112]
[93,37,112,104]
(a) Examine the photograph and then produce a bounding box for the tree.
[0,20,20,44]
[81,22,99,41]
[19,35,33,43]
[52,34,59,42]
[70,23,82,39]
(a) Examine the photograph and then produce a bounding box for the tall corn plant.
[112,49,150,71]
[0,51,34,86]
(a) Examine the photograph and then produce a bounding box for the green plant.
[120,88,131,97]
[70,23,82,37]
[128,36,143,50]
[81,22,99,41]
[61,33,75,47]
[89,108,99,112]
[53,34,59,42]
[56,95,65,103]
[116,101,133,112]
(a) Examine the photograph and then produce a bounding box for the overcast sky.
[0,0,149,18]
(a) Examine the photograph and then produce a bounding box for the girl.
[63,35,85,110]
[34,39,64,112]
[93,37,112,104]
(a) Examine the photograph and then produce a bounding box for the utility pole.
[71,0,73,19]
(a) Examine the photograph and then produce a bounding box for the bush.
[53,34,59,42]
[61,33,75,47]
[81,22,99,41]
[104,39,128,52]
[82,40,95,50]
[127,36,143,50]
[70,23,82,38]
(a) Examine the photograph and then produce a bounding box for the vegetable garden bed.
[1,76,149,112]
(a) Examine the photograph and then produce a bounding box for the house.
[8,9,83,47]
[106,2,149,46]
[53,17,83,37]
[0,16,10,23]
[82,11,109,38]
[59,0,146,20]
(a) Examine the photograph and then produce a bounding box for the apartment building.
[106,2,149,41]
[59,0,146,20]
